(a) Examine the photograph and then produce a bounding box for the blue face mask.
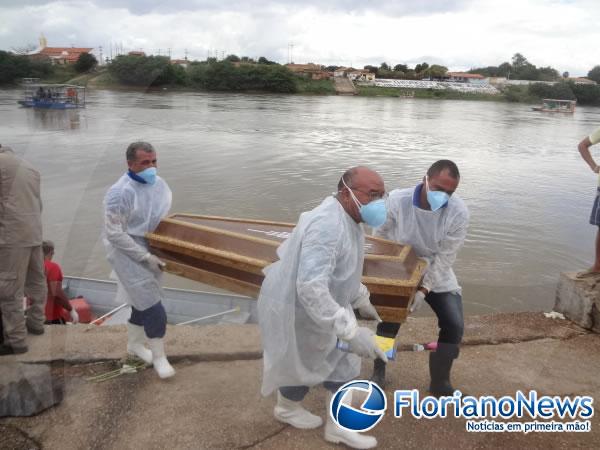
[425,176,449,211]
[342,178,388,228]
[137,167,157,185]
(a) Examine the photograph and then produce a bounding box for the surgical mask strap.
[341,176,364,209]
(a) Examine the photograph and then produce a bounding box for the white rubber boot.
[324,392,377,449]
[147,338,175,379]
[126,323,153,364]
[273,391,323,429]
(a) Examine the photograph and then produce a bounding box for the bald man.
[259,167,387,449]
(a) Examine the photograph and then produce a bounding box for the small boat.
[532,98,576,113]
[146,214,427,324]
[62,276,256,326]
[18,83,86,109]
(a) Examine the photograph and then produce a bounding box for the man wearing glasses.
[259,166,387,449]
[373,160,469,396]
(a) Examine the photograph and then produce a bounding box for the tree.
[225,54,240,62]
[528,82,575,100]
[364,65,378,74]
[74,52,98,73]
[379,62,390,71]
[562,71,569,79]
[393,64,408,72]
[0,50,53,84]
[423,64,448,79]
[588,65,600,84]
[571,82,600,105]
[511,53,528,70]
[258,56,277,65]
[108,55,175,86]
[414,62,429,74]
[498,62,512,77]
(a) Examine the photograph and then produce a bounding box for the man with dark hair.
[259,166,386,449]
[0,145,47,355]
[42,241,79,324]
[103,141,175,379]
[373,160,469,395]
[576,127,600,278]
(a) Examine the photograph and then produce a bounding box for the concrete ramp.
[334,77,357,95]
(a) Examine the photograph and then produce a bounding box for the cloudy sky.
[1,0,599,75]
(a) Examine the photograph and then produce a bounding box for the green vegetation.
[108,55,187,86]
[74,52,98,73]
[188,61,297,93]
[587,66,600,84]
[295,78,335,95]
[470,53,559,81]
[104,56,296,93]
[0,51,53,84]
[357,86,500,101]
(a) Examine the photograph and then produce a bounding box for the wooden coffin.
[146,214,427,323]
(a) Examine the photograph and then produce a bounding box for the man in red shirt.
[43,241,78,324]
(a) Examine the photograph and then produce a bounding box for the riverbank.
[18,67,543,102]
[2,311,598,449]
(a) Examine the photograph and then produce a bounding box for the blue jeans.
[129,301,167,339]
[279,381,346,402]
[376,291,464,345]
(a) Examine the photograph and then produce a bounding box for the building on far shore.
[128,51,146,57]
[27,34,93,65]
[285,63,332,80]
[444,72,487,85]
[567,77,597,85]
[171,59,189,69]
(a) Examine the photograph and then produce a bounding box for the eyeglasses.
[350,188,388,202]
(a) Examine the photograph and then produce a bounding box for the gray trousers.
[0,246,46,348]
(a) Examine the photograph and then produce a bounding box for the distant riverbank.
[8,65,589,105]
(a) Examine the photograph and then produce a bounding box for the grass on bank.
[357,85,504,101]
[295,78,336,95]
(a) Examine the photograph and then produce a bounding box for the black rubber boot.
[371,358,387,388]
[428,342,459,397]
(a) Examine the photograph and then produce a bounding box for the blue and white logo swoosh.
[330,380,387,432]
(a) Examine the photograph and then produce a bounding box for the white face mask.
[341,177,388,228]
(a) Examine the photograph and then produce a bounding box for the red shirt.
[44,259,65,321]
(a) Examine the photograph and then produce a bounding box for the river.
[1,88,598,315]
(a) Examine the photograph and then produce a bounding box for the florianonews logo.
[330,380,387,432]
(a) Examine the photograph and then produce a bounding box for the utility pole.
[98,46,103,65]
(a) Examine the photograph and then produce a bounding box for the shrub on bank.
[569,83,600,106]
[108,55,186,86]
[528,82,575,100]
[189,61,297,93]
[0,51,54,84]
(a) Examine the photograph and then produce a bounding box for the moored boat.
[532,98,576,113]
[18,83,86,109]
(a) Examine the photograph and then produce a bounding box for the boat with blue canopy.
[18,83,86,109]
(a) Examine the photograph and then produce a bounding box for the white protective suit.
[375,185,469,293]
[259,196,371,396]
[103,173,172,311]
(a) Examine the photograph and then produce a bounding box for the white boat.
[62,276,256,326]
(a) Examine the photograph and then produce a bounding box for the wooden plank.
[165,260,260,298]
